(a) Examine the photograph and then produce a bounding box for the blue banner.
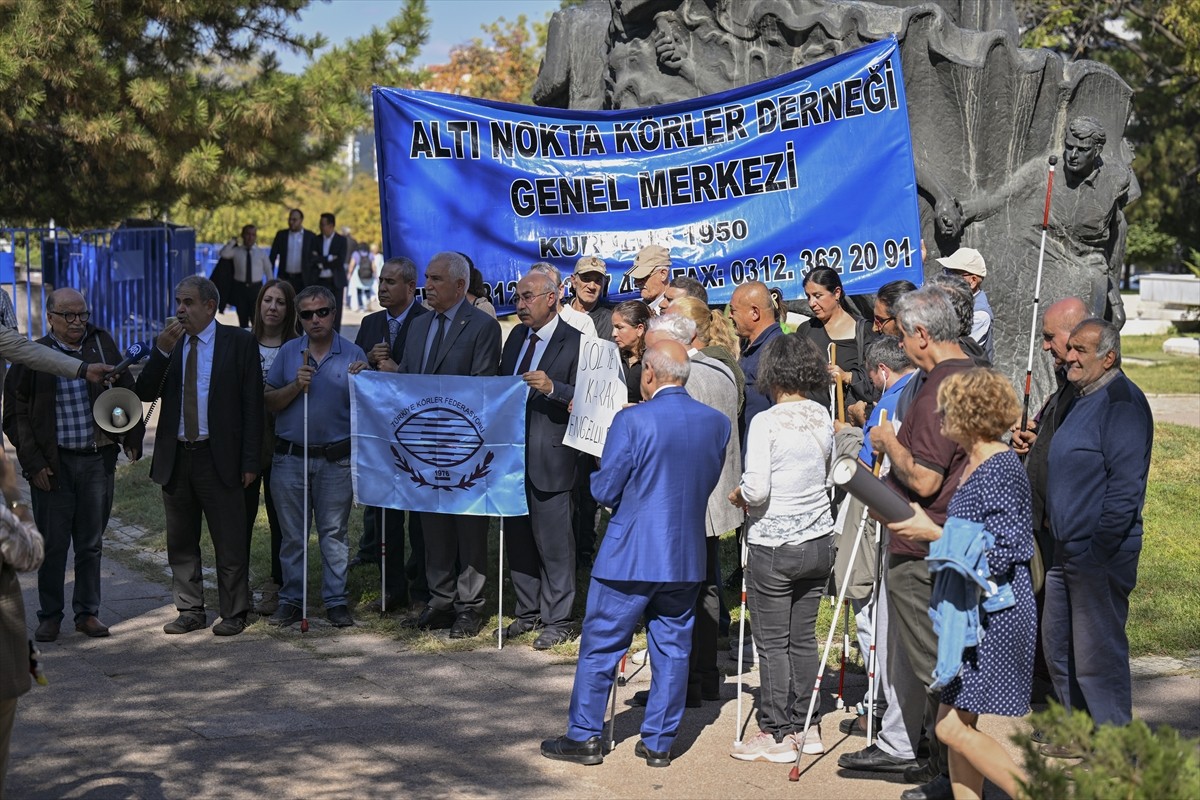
[373,38,921,316]
[349,372,529,517]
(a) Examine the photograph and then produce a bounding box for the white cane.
[300,349,310,634]
[497,517,504,651]
[733,528,751,745]
[789,495,872,782]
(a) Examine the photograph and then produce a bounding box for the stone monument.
[534,0,1139,408]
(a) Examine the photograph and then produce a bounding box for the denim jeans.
[271,453,353,609]
[746,535,836,740]
[32,450,114,623]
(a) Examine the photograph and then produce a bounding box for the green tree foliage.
[1017,703,1200,799]
[0,0,429,229]
[1019,1,1200,255]
[423,15,545,104]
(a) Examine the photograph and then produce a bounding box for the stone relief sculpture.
[533,0,1139,407]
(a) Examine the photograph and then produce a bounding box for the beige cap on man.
[574,256,607,275]
[627,245,671,280]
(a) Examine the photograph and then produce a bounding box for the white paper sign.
[564,336,626,457]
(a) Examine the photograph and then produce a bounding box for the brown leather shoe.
[75,616,111,638]
[35,619,60,642]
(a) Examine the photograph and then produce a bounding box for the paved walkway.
[9,532,1199,799]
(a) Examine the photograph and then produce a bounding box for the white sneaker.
[630,648,649,665]
[793,724,824,755]
[730,730,796,763]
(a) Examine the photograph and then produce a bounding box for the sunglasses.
[873,315,895,326]
[299,307,334,320]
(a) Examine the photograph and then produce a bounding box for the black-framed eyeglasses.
[873,315,894,327]
[49,310,90,323]
[299,307,333,320]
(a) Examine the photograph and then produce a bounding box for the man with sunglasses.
[265,286,368,630]
[3,289,145,643]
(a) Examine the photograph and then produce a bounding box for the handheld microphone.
[108,341,152,379]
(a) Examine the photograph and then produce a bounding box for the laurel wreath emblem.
[392,445,494,492]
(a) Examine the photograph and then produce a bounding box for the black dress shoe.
[448,610,482,638]
[532,628,572,650]
[837,743,918,773]
[213,617,247,636]
[267,604,302,628]
[327,605,355,628]
[540,735,603,766]
[163,613,207,634]
[494,618,543,640]
[634,740,671,767]
[34,619,60,642]
[75,616,110,638]
[401,605,455,630]
[839,715,882,736]
[900,774,953,800]
[904,761,938,785]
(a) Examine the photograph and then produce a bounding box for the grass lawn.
[108,415,1199,661]
[1121,332,1200,395]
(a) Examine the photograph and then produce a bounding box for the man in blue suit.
[541,340,730,768]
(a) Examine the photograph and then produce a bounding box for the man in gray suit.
[397,252,502,638]
[497,271,581,650]
[643,313,742,705]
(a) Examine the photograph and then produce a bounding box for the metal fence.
[0,222,199,351]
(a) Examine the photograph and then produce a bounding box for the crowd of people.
[0,215,1154,797]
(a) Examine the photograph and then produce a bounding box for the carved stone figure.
[534,0,1139,408]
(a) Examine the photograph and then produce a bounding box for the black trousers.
[243,463,284,586]
[505,484,575,632]
[688,536,722,697]
[420,512,489,614]
[234,280,260,328]
[162,445,251,620]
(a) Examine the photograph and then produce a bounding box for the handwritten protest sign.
[564,336,626,458]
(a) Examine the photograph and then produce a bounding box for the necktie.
[184,335,199,441]
[387,317,401,348]
[423,314,447,374]
[246,246,254,284]
[515,332,540,375]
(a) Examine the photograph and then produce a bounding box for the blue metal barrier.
[1,222,199,351]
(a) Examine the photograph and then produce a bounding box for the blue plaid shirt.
[49,337,94,449]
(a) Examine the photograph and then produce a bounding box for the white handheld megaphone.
[94,387,142,434]
[93,341,152,435]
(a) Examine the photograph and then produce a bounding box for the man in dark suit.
[497,270,581,650]
[314,212,348,331]
[268,208,317,297]
[397,251,502,638]
[541,341,729,768]
[135,276,264,636]
[351,256,430,612]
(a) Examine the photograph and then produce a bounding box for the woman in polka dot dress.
[890,368,1035,799]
